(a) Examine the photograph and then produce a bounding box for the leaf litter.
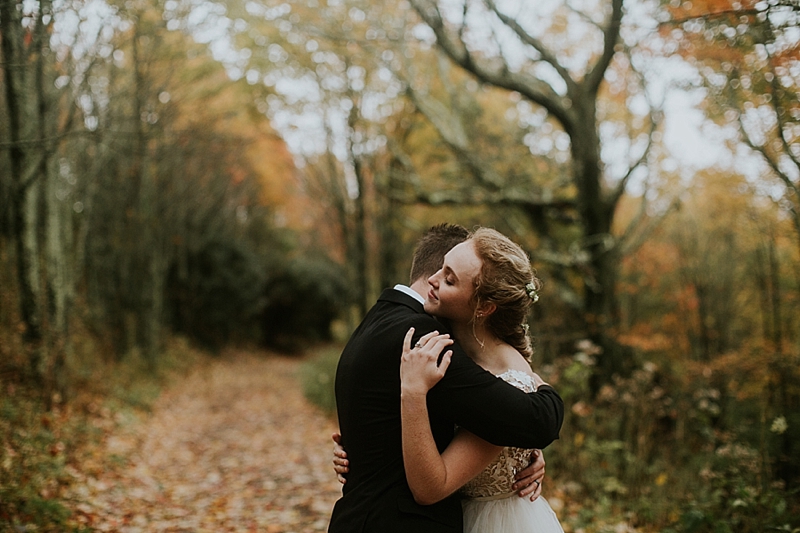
[64,351,342,533]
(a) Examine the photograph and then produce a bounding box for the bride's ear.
[477,302,496,318]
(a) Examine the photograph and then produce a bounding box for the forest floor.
[64,350,342,533]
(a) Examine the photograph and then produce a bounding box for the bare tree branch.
[620,192,682,257]
[740,119,800,199]
[406,78,467,148]
[566,0,603,30]
[738,117,800,252]
[607,47,662,210]
[607,130,653,211]
[483,0,575,91]
[764,59,800,172]
[404,86,507,189]
[586,0,623,96]
[435,51,460,111]
[388,184,573,208]
[408,0,574,130]
[397,44,510,190]
[386,137,574,210]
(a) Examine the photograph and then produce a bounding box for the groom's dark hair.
[409,223,470,284]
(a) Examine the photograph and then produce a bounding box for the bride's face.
[423,240,481,324]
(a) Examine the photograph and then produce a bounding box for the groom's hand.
[512,449,545,501]
[332,432,349,484]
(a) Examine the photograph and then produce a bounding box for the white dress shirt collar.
[393,284,425,305]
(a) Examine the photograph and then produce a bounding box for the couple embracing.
[329,224,566,533]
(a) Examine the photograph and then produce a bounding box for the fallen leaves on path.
[65,351,342,533]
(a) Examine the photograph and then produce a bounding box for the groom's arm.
[425,346,564,450]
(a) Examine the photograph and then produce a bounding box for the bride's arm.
[403,398,501,504]
[400,328,502,505]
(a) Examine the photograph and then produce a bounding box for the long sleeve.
[426,347,564,450]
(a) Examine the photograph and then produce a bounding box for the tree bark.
[2,0,46,379]
[378,159,403,290]
[351,155,369,318]
[767,233,783,353]
[131,18,165,366]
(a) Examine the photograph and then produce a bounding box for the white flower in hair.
[525,282,539,303]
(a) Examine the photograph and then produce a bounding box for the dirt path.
[67,351,343,533]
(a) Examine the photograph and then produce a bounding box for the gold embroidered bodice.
[460,369,537,500]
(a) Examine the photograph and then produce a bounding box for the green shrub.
[0,336,205,532]
[300,345,342,414]
[168,239,267,350]
[262,257,351,353]
[542,340,800,533]
[674,443,799,533]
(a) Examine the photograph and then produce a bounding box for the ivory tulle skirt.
[462,495,564,533]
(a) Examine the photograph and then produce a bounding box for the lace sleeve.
[496,369,537,393]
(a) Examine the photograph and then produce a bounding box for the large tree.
[405,0,663,377]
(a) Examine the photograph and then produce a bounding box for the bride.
[399,227,564,533]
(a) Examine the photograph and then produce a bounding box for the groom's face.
[423,240,481,323]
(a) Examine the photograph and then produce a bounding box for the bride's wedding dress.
[460,369,565,533]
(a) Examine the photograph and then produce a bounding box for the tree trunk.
[408,0,633,383]
[378,162,403,290]
[352,156,369,318]
[132,19,163,366]
[19,180,44,375]
[2,0,45,379]
[45,166,72,394]
[144,248,166,366]
[694,281,712,361]
[568,99,629,379]
[345,90,370,318]
[767,233,782,352]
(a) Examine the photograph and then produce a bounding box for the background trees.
[1,0,799,530]
[658,0,800,491]
[663,0,800,251]
[403,0,665,381]
[0,0,343,375]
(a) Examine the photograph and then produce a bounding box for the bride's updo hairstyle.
[469,228,541,360]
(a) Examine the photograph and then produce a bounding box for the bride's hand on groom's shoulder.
[332,432,349,484]
[400,328,453,396]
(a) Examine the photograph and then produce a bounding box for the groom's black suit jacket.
[329,288,564,533]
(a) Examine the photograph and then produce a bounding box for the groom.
[329,223,564,533]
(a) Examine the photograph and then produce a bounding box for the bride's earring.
[472,326,485,349]
[472,313,485,349]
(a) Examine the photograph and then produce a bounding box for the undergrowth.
[0,334,206,532]
[301,342,800,533]
[300,344,342,415]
